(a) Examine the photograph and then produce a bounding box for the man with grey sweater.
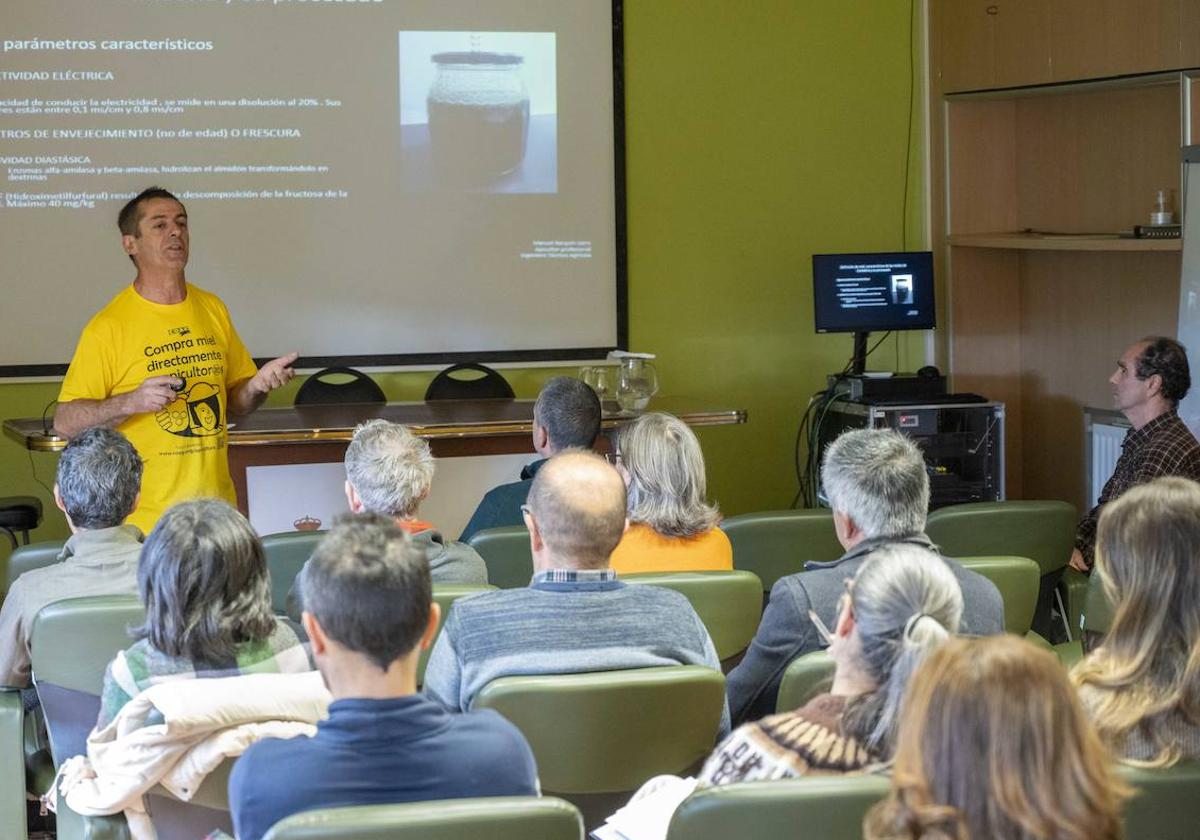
[726,428,1005,726]
[0,427,144,690]
[423,450,729,733]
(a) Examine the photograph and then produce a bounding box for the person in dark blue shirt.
[229,513,539,840]
[460,376,602,541]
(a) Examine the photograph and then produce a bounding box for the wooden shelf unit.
[948,233,1182,251]
[929,2,1197,508]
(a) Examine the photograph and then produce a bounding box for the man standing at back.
[725,428,1005,726]
[0,427,143,690]
[459,376,601,541]
[229,513,538,840]
[425,450,729,733]
[1070,336,1200,571]
[54,187,298,533]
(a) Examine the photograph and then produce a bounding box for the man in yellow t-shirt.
[55,187,298,534]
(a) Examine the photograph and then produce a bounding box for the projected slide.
[0,1,619,374]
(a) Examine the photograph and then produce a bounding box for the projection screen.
[0,0,626,376]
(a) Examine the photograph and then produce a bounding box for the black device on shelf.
[813,250,936,374]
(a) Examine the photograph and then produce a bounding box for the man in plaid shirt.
[1072,337,1200,571]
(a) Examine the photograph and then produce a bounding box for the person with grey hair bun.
[0,427,145,690]
[695,543,963,785]
[726,428,1003,727]
[96,498,313,727]
[608,411,733,574]
[343,420,486,584]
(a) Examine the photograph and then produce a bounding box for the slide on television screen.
[0,0,622,375]
[812,251,935,335]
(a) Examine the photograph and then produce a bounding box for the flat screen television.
[812,250,935,373]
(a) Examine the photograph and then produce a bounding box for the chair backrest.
[424,363,515,401]
[473,666,726,794]
[1121,761,1200,839]
[418,585,496,685]
[466,526,532,589]
[294,367,386,406]
[29,595,143,767]
[925,500,1077,576]
[666,775,891,840]
[956,556,1041,635]
[4,539,66,590]
[721,510,843,595]
[622,571,763,661]
[1082,568,1114,636]
[262,797,584,840]
[775,650,836,714]
[262,530,327,615]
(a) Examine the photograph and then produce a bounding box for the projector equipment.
[828,372,947,402]
[815,397,1005,510]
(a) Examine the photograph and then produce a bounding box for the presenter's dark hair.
[118,186,183,237]
[298,513,431,671]
[534,376,602,451]
[133,498,275,662]
[1136,336,1191,405]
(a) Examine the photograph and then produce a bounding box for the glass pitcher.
[615,355,659,413]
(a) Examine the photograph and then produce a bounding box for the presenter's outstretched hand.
[125,375,183,414]
[248,351,299,396]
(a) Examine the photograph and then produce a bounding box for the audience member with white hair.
[700,542,963,783]
[342,419,486,584]
[608,411,732,574]
[725,428,1004,726]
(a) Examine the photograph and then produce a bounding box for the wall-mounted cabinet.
[937,0,1200,93]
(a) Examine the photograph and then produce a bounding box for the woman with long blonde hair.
[864,635,1126,840]
[1072,476,1200,765]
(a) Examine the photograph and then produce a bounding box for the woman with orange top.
[608,411,733,574]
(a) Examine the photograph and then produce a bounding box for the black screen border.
[811,249,936,335]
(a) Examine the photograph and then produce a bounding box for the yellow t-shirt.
[609,522,734,575]
[59,284,258,534]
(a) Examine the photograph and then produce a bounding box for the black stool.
[0,496,43,550]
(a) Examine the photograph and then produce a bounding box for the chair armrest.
[0,688,27,840]
[54,786,130,840]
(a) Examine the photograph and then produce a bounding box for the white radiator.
[1087,417,1129,508]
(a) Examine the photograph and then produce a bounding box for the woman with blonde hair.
[608,411,732,573]
[1072,475,1200,765]
[864,635,1126,840]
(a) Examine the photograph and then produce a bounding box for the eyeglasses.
[604,452,624,466]
[520,504,533,519]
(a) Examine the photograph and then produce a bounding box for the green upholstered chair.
[473,666,725,800]
[623,571,763,662]
[721,510,843,597]
[1054,569,1115,668]
[956,556,1041,635]
[417,584,495,686]
[4,539,66,592]
[31,596,235,839]
[262,530,326,615]
[925,500,1077,639]
[666,775,891,840]
[0,687,26,840]
[466,526,533,589]
[774,650,836,714]
[262,797,585,840]
[1121,762,1200,839]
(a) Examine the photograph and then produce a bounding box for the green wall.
[0,1,927,563]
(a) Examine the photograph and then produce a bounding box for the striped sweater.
[422,569,729,734]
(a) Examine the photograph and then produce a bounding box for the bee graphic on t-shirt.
[155,382,223,438]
